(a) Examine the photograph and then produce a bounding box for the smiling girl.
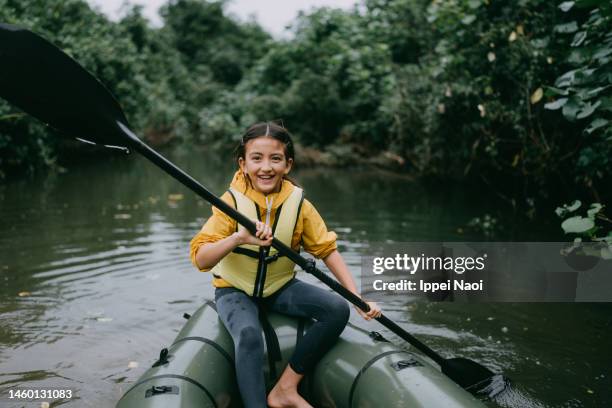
[190,122,381,408]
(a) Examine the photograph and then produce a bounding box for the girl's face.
[238,136,293,194]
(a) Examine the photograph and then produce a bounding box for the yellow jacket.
[190,171,337,288]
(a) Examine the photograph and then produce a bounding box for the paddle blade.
[441,357,509,398]
[0,23,132,148]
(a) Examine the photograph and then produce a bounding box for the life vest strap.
[232,246,259,258]
[258,302,282,381]
[231,246,286,264]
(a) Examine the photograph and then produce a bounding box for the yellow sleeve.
[189,192,237,271]
[298,199,337,259]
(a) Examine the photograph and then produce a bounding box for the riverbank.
[0,138,579,243]
[295,143,407,171]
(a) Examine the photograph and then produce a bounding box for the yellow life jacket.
[212,186,304,297]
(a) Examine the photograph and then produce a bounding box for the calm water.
[0,146,610,407]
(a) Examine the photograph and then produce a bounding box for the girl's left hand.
[356,301,382,321]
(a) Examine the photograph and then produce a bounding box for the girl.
[190,122,381,408]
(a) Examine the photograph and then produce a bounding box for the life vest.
[212,186,304,297]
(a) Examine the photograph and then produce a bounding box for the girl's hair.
[234,121,299,190]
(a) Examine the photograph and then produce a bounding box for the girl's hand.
[355,301,382,321]
[235,221,273,247]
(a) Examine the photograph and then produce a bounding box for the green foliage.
[0,107,58,178]
[545,0,612,184]
[160,0,271,86]
[561,215,595,233]
[0,0,123,176]
[234,7,396,147]
[0,0,610,205]
[556,200,612,258]
[386,0,574,182]
[466,213,502,238]
[0,0,267,177]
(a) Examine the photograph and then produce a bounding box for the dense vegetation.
[1,0,610,208]
[0,0,271,176]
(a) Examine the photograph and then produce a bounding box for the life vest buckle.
[265,253,280,263]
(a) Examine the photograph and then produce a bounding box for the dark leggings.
[215,278,350,408]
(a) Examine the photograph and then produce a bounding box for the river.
[0,145,610,407]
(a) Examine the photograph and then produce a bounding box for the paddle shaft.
[120,123,446,366]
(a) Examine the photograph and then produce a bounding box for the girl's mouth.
[257,175,275,183]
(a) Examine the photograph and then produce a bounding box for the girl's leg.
[215,288,267,408]
[266,279,350,407]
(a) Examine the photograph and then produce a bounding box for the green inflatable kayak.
[116,302,485,407]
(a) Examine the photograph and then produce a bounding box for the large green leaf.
[574,68,597,86]
[585,118,609,134]
[600,96,612,112]
[593,46,612,61]
[587,85,610,97]
[568,200,582,212]
[555,69,577,87]
[576,100,601,119]
[562,98,581,121]
[556,200,582,217]
[559,1,575,12]
[554,21,579,33]
[467,0,482,9]
[587,203,603,218]
[571,31,587,46]
[461,15,476,25]
[561,216,595,233]
[545,98,568,110]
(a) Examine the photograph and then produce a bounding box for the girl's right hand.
[355,300,382,321]
[234,221,273,247]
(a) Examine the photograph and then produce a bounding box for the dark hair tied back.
[234,121,295,165]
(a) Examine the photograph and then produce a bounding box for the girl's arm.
[323,249,382,320]
[195,221,273,270]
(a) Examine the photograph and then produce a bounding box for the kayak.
[116,302,486,407]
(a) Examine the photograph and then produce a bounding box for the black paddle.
[0,23,507,397]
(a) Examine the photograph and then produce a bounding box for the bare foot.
[267,384,312,408]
